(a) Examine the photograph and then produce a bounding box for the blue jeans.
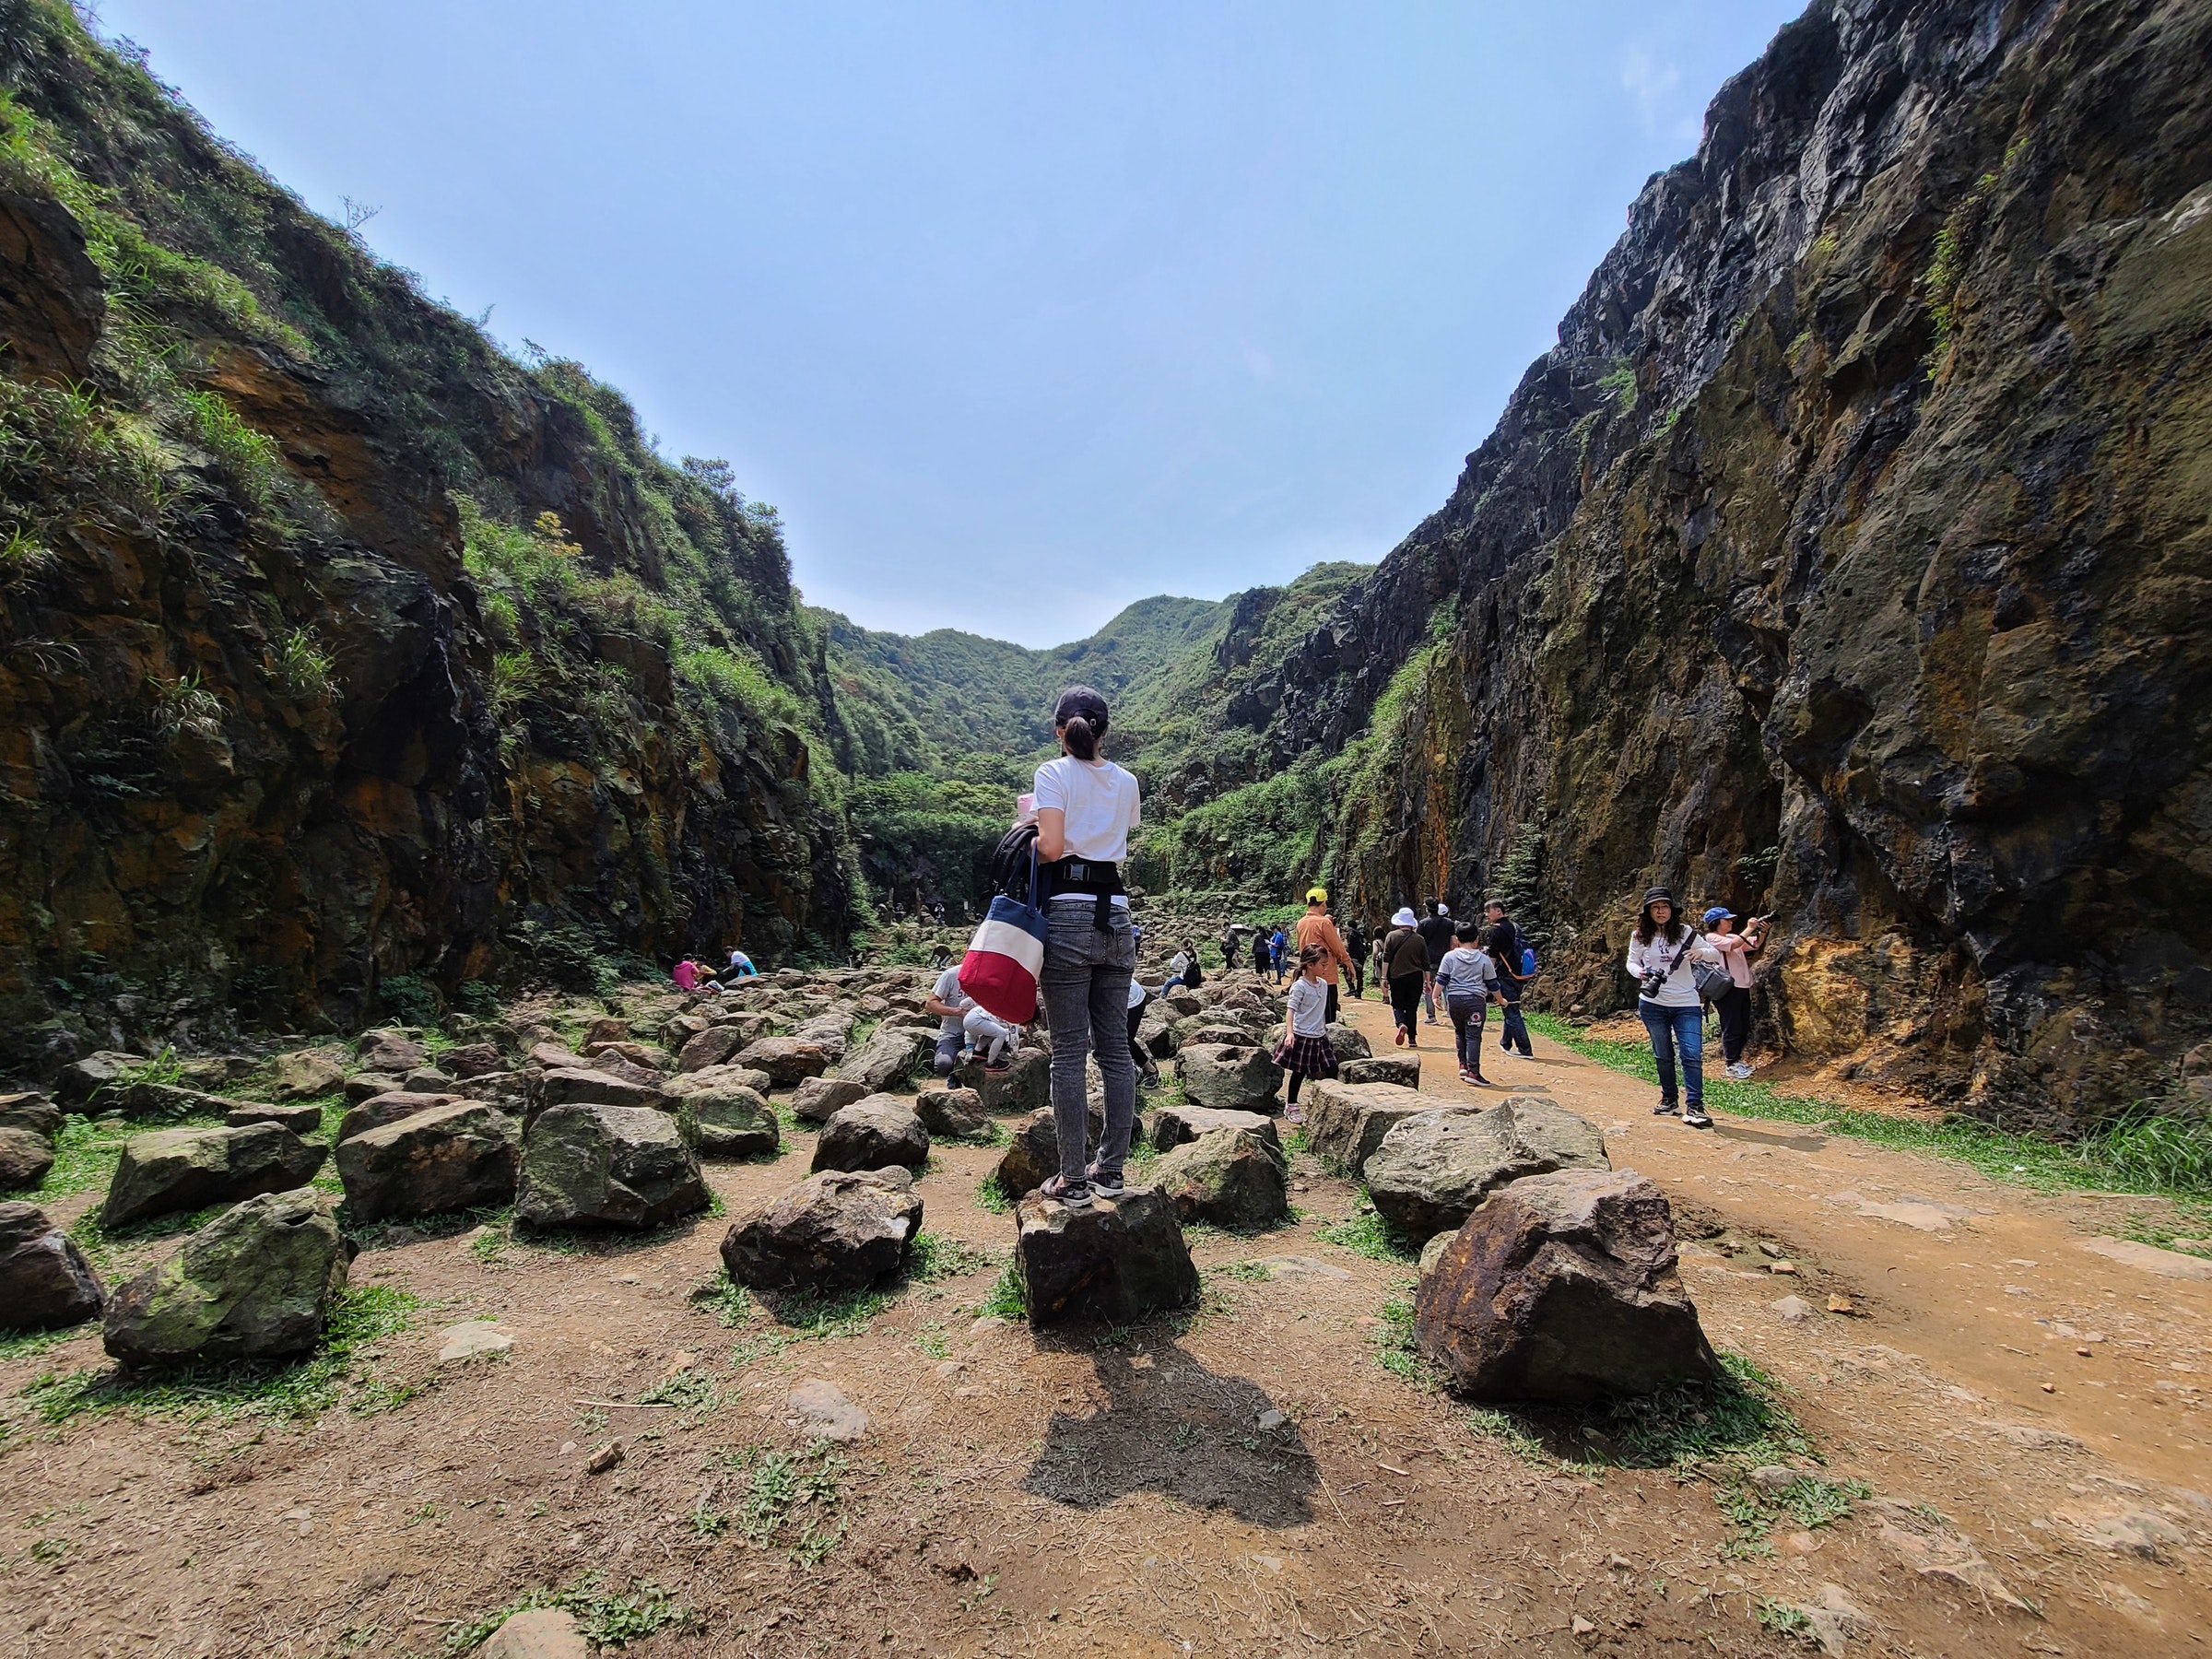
[1041,902,1137,1185]
[1497,992,1531,1055]
[1640,1000,1704,1108]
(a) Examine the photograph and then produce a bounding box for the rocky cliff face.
[0,4,852,1067]
[1206,0,2212,1131]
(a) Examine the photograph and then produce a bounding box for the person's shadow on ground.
[1018,1327,1318,1526]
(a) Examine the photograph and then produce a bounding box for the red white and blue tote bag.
[959,851,1048,1024]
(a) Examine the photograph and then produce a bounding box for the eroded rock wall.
[1252,0,2212,1129]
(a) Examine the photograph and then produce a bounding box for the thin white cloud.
[1619,46,1689,140]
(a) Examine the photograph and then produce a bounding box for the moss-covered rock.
[101,1188,347,1367]
[515,1103,707,1230]
[101,1124,327,1230]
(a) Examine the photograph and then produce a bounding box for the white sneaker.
[1727,1062,1753,1080]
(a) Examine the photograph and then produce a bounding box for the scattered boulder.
[1175,1043,1279,1112]
[1149,1128,1289,1230]
[726,1066,775,1096]
[832,1025,927,1093]
[268,1048,347,1100]
[582,1016,631,1050]
[735,1035,832,1086]
[224,1102,324,1135]
[356,1029,428,1074]
[662,1013,711,1052]
[916,1086,988,1139]
[813,1096,930,1173]
[994,1105,1100,1197]
[707,1010,775,1044]
[532,1067,670,1119]
[0,1093,63,1140]
[526,1041,594,1073]
[0,1202,104,1329]
[55,1051,144,1106]
[335,1102,522,1222]
[337,1091,465,1144]
[579,1041,667,1074]
[677,1026,747,1073]
[792,1076,870,1124]
[441,1042,508,1080]
[1135,1002,1181,1059]
[1415,1169,1715,1402]
[1164,992,1202,1018]
[1302,1081,1461,1176]
[720,1170,924,1295]
[102,1188,348,1367]
[101,1124,328,1230]
[0,1126,54,1190]
[671,1083,780,1159]
[1149,1103,1282,1159]
[1325,1022,1371,1061]
[344,1072,405,1105]
[1342,1055,1420,1088]
[954,1045,1050,1113]
[404,1067,455,1093]
[790,1015,854,1064]
[1014,1188,1199,1325]
[1365,1097,1608,1238]
[517,1104,709,1230]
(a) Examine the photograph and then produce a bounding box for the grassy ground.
[1524,1011,2212,1254]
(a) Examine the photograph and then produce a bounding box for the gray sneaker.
[1040,1174,1094,1209]
[1085,1163,1125,1199]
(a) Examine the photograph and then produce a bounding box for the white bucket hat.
[1391,907,1418,927]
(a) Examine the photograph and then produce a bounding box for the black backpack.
[987,822,1041,902]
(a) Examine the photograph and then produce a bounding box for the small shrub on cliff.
[180,389,285,514]
[146,672,224,744]
[377,973,440,1027]
[272,627,335,700]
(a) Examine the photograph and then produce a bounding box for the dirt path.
[2,982,2207,1657]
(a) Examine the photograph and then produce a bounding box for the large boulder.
[1014,1188,1200,1325]
[954,1045,1050,1113]
[735,1036,832,1086]
[526,1041,594,1073]
[335,1102,521,1222]
[1175,1043,1279,1112]
[790,1014,854,1064]
[672,1083,781,1159]
[268,1048,347,1100]
[832,1026,927,1093]
[0,1127,54,1191]
[0,1202,104,1329]
[1148,1129,1288,1230]
[223,1102,325,1135]
[533,1067,669,1117]
[1325,1022,1371,1062]
[1364,1098,1609,1239]
[793,1076,870,1124]
[1342,1055,1420,1088]
[812,1096,930,1173]
[1149,1103,1283,1159]
[1416,1170,1717,1402]
[442,1042,508,1080]
[337,1090,466,1144]
[102,1188,347,1367]
[719,1170,924,1295]
[677,1026,747,1074]
[1302,1081,1462,1177]
[915,1086,988,1139]
[101,1124,328,1230]
[581,1041,669,1074]
[994,1105,1100,1197]
[344,1072,405,1105]
[516,1105,709,1230]
[0,1093,64,1140]
[707,1010,776,1044]
[662,1013,711,1053]
[356,1029,428,1074]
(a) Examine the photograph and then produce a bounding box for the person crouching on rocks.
[1273,943,1339,1122]
[1629,885,1725,1129]
[924,959,975,1076]
[1033,685,1142,1209]
[1435,919,1502,1085]
[1382,907,1429,1047]
[963,1004,1020,1071]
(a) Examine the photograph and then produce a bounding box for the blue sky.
[101,1,1804,645]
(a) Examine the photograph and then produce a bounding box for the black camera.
[1638,969,1667,998]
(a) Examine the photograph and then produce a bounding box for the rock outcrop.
[1415,1169,1716,1401]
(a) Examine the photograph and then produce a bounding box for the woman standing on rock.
[1628,886,1724,1129]
[1032,686,1141,1209]
[1382,907,1430,1048]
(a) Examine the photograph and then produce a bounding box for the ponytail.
[1052,684,1110,762]
[1062,716,1097,761]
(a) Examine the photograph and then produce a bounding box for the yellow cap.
[1306,886,1328,904]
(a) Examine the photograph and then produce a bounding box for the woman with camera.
[1627,886,1724,1128]
[1701,906,1768,1079]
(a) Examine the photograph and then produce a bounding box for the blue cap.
[1701,906,1734,925]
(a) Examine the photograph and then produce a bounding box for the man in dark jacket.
[1417,900,1456,1026]
[1485,899,1534,1058]
[1344,919,1368,999]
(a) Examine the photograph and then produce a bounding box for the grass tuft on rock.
[441,1572,689,1654]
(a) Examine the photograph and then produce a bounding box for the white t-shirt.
[931,965,972,1035]
[1127,977,1149,1012]
[1033,755,1140,905]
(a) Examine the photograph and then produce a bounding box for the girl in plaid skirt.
[1275,943,1339,1121]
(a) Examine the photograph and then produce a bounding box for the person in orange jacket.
[1292,886,1358,1026]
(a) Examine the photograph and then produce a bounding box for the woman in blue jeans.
[1625,886,1724,1129]
[1031,686,1142,1208]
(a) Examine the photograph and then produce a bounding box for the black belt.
[1045,857,1124,932]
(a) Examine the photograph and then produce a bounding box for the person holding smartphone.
[1702,907,1768,1079]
